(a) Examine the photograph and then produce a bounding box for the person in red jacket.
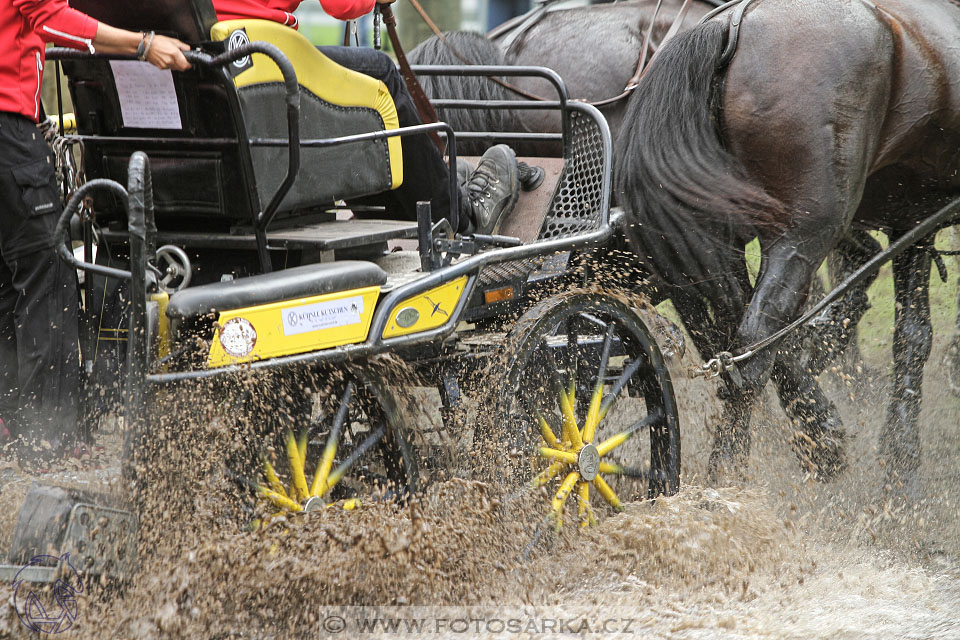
[212,0,521,236]
[0,0,191,465]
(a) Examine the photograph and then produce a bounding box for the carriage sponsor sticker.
[219,317,257,358]
[282,296,364,336]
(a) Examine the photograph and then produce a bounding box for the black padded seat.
[166,261,387,319]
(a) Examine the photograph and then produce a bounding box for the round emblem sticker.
[219,317,257,357]
[228,29,252,69]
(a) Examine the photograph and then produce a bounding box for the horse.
[408,0,718,153]
[614,0,960,485]
[411,0,883,480]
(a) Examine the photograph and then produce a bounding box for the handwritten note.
[109,60,182,130]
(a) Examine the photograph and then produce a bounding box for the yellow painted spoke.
[598,461,623,475]
[593,475,624,511]
[262,459,287,497]
[342,498,360,511]
[558,389,583,448]
[597,409,665,456]
[258,486,303,512]
[581,385,605,444]
[597,430,632,457]
[539,446,578,465]
[532,460,566,488]
[286,430,309,501]
[297,429,308,470]
[536,410,559,448]
[310,430,339,498]
[576,482,596,527]
[552,471,580,527]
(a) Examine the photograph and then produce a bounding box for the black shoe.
[456,157,474,189]
[465,144,519,236]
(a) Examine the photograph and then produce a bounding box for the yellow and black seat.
[209,19,403,216]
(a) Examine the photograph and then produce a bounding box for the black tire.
[484,290,679,524]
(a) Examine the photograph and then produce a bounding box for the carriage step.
[0,484,136,584]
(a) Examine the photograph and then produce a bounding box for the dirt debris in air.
[0,265,959,638]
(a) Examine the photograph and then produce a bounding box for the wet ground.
[0,285,958,639]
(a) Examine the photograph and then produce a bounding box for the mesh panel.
[537,109,607,240]
[477,108,607,288]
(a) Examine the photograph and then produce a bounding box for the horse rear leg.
[766,230,881,479]
[880,241,933,486]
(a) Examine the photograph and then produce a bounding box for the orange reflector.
[484,286,515,304]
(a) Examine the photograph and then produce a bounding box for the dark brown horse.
[409,0,717,152]
[616,0,960,484]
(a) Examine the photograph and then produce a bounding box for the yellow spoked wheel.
[492,292,680,529]
[255,373,419,515]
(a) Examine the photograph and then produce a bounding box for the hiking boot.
[464,144,519,236]
[456,157,474,188]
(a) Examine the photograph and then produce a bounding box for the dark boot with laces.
[464,144,520,235]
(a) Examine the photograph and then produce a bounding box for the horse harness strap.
[717,0,758,68]
[379,3,445,153]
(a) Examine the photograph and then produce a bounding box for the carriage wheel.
[254,371,419,516]
[488,291,679,528]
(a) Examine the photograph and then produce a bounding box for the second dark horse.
[616,0,960,484]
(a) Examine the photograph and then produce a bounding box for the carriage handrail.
[55,179,134,281]
[411,64,571,147]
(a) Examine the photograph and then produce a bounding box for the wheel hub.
[577,444,600,482]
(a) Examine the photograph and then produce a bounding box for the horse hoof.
[707,448,748,486]
[790,429,847,482]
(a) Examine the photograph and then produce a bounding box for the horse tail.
[409,31,522,155]
[614,20,789,319]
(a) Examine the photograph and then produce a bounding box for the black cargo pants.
[0,112,79,452]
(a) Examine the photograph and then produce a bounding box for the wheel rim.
[497,294,679,529]
[256,373,418,516]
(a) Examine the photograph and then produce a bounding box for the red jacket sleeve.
[14,0,99,50]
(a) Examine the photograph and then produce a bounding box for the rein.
[407,0,699,107]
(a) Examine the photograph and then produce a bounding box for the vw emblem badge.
[228,30,251,69]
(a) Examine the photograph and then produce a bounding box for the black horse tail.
[614,20,789,319]
[409,31,522,155]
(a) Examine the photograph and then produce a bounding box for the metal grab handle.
[55,179,133,281]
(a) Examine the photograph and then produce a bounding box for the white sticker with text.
[281,296,364,336]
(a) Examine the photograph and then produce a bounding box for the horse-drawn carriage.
[0,0,682,584]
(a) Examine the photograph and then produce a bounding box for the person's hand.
[145,35,191,71]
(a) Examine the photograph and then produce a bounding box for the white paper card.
[282,296,364,336]
[109,60,182,130]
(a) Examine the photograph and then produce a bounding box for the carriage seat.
[211,19,404,216]
[166,260,387,320]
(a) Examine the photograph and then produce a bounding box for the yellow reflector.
[383,276,468,338]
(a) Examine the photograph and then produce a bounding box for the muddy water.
[0,337,958,638]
